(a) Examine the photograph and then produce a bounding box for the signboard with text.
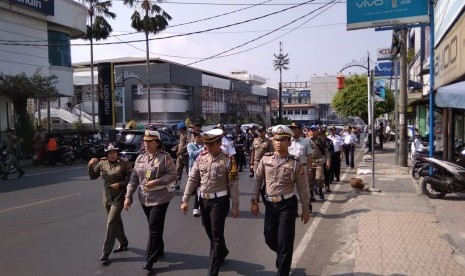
[282,81,311,89]
[97,63,115,126]
[10,0,54,16]
[347,0,429,31]
[374,61,394,77]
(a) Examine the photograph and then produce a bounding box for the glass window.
[298,98,302,104]
[48,31,71,67]
[295,110,301,115]
[287,98,291,104]
[302,110,308,115]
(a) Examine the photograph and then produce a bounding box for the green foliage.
[124,0,172,35]
[332,75,394,123]
[83,0,116,41]
[72,121,86,131]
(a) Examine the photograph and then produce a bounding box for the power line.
[0,0,317,46]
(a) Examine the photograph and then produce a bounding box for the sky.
[71,0,393,86]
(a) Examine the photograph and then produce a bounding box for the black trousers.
[330,151,341,182]
[264,196,297,276]
[235,150,246,170]
[378,134,384,149]
[199,195,231,276]
[343,144,355,168]
[142,202,170,265]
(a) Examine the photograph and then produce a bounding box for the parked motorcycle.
[413,156,465,199]
[79,137,105,162]
[43,145,74,166]
[0,149,17,174]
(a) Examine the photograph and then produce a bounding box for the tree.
[83,0,116,130]
[123,0,172,123]
[332,75,394,124]
[0,72,58,155]
[273,41,289,123]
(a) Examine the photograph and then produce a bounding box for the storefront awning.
[437,81,465,109]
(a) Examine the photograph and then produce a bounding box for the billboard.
[374,61,394,77]
[374,79,386,101]
[97,63,115,126]
[435,0,465,46]
[10,0,54,16]
[347,0,429,31]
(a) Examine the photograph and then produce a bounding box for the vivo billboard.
[374,62,394,77]
[347,0,429,31]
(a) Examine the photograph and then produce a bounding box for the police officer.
[327,126,344,182]
[318,128,334,192]
[174,121,189,190]
[307,125,330,200]
[88,143,132,261]
[124,130,177,271]
[1,129,24,180]
[181,128,240,276]
[249,126,274,177]
[233,123,246,171]
[288,123,313,209]
[251,125,310,276]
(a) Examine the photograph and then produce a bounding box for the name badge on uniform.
[145,170,151,180]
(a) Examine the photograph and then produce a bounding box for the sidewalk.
[327,142,465,276]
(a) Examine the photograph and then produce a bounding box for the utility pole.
[399,29,408,166]
[273,42,289,123]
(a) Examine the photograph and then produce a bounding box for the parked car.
[117,129,179,164]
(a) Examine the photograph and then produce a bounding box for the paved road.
[0,150,366,276]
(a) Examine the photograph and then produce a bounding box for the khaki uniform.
[251,137,274,173]
[308,137,330,189]
[88,157,132,256]
[183,151,239,276]
[126,150,177,206]
[252,152,310,275]
[176,132,189,183]
[1,132,24,179]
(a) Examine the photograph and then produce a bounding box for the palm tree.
[273,42,289,123]
[123,0,172,123]
[83,0,116,130]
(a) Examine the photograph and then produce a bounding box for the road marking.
[24,166,86,176]
[0,193,81,213]
[291,149,365,272]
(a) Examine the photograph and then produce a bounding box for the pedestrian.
[251,125,310,276]
[288,122,313,210]
[187,131,204,217]
[365,128,373,155]
[32,125,46,165]
[181,128,240,276]
[327,126,344,182]
[319,128,334,192]
[342,126,358,168]
[88,143,132,262]
[307,125,330,200]
[215,124,236,157]
[233,123,247,171]
[376,121,385,150]
[249,126,274,178]
[174,121,189,190]
[1,129,25,180]
[124,130,177,271]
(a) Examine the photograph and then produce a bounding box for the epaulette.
[100,157,108,160]
[288,155,300,161]
[200,150,209,155]
[264,152,274,156]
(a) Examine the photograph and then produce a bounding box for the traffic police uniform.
[1,129,24,180]
[252,125,310,276]
[88,143,132,260]
[250,127,274,176]
[183,128,240,276]
[328,126,344,182]
[308,125,330,200]
[233,125,247,171]
[126,130,177,269]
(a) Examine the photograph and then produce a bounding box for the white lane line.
[291,149,364,272]
[24,166,86,176]
[0,193,81,213]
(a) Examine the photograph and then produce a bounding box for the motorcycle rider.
[411,134,427,161]
[1,129,25,180]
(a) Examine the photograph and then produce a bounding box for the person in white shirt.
[411,134,427,161]
[342,126,358,168]
[327,126,344,182]
[215,124,236,157]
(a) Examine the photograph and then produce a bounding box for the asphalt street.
[0,151,365,276]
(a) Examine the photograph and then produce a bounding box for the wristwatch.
[250,199,258,205]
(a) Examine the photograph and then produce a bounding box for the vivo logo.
[356,0,383,8]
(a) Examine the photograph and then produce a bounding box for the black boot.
[310,190,316,202]
[319,188,324,199]
[325,185,331,192]
[18,170,25,178]
[309,202,313,213]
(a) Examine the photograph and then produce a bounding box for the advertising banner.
[374,61,394,77]
[10,0,54,16]
[347,0,429,31]
[435,0,465,46]
[97,63,115,126]
[374,79,386,101]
